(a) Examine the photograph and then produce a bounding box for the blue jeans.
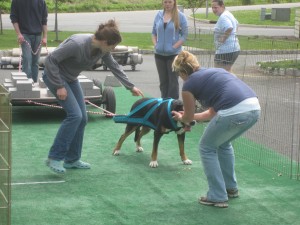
[22,34,42,82]
[43,73,88,163]
[199,110,260,202]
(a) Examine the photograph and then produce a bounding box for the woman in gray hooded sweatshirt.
[43,20,144,174]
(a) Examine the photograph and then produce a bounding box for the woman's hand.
[172,111,184,122]
[56,87,67,100]
[130,87,144,97]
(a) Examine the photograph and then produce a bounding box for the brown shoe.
[198,197,228,208]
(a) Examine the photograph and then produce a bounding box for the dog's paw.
[113,150,120,156]
[183,159,192,165]
[136,146,144,152]
[149,161,158,168]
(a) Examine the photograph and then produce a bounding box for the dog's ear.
[172,100,184,112]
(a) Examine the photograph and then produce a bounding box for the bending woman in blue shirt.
[172,50,261,208]
[152,0,188,99]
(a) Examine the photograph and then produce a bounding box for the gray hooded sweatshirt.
[44,34,134,90]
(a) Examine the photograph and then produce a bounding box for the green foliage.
[242,0,252,5]
[0,0,10,12]
[0,0,299,13]
[184,0,206,9]
[258,59,300,70]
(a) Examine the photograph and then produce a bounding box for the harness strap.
[113,98,179,130]
[167,99,179,130]
[126,98,158,117]
[142,98,164,127]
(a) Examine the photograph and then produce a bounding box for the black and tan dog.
[113,97,193,168]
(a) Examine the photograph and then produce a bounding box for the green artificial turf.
[11,87,300,225]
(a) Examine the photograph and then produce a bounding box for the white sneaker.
[45,159,66,174]
[32,82,39,87]
[28,78,34,84]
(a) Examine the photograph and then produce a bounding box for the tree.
[184,0,207,37]
[54,0,59,41]
[0,9,2,35]
[53,0,69,41]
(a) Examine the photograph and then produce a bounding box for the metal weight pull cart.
[2,72,116,117]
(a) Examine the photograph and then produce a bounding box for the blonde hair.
[172,50,200,75]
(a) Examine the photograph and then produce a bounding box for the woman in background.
[152,0,188,99]
[212,0,240,72]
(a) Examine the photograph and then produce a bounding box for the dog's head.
[169,99,195,134]
[171,99,184,112]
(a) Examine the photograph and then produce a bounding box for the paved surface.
[0,55,163,98]
[1,3,300,36]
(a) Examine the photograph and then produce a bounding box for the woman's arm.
[194,107,216,122]
[172,91,216,123]
[152,35,157,46]
[102,53,144,97]
[172,91,195,124]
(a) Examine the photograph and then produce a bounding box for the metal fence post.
[0,8,3,34]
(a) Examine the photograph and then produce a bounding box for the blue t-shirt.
[182,68,257,112]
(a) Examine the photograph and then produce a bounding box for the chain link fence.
[185,27,300,180]
[0,85,11,225]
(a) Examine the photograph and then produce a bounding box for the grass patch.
[186,34,300,51]
[194,8,298,27]
[0,30,153,50]
[257,59,300,70]
[1,30,300,51]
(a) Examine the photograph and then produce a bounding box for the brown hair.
[94,20,122,45]
[212,0,225,7]
[172,50,200,75]
[163,0,180,30]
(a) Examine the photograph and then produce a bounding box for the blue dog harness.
[113,98,179,130]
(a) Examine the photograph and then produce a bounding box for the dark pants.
[154,54,179,99]
[214,51,240,66]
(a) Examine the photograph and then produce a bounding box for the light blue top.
[214,10,240,54]
[152,10,188,56]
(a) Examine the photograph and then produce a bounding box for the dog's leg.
[177,133,192,165]
[113,126,138,155]
[149,131,163,168]
[135,126,150,152]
